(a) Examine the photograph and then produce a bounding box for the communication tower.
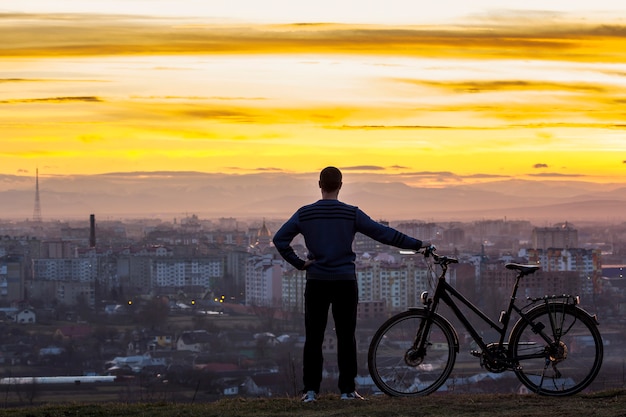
[33,168,42,223]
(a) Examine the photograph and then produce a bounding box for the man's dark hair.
[319,166,342,192]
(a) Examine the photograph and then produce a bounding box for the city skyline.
[2,2,626,186]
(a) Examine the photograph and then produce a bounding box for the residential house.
[146,330,174,350]
[12,308,36,324]
[176,330,216,352]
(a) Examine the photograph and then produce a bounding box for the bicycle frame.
[418,259,535,365]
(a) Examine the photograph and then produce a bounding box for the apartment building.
[152,257,223,289]
[524,247,602,296]
[0,257,25,303]
[532,223,579,250]
[245,254,283,307]
[281,267,306,313]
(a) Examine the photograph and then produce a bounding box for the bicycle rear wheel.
[368,309,457,397]
[509,303,603,396]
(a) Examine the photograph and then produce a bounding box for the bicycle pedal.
[470,350,482,358]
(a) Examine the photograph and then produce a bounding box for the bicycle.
[367,247,603,396]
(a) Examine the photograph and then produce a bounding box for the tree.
[136,297,170,330]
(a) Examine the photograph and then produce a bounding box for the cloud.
[176,108,257,122]
[0,78,47,83]
[389,79,626,125]
[527,172,585,178]
[336,125,455,130]
[127,101,360,126]
[534,163,549,169]
[401,171,462,184]
[131,95,267,101]
[224,167,290,173]
[401,79,609,94]
[341,166,386,171]
[404,171,457,177]
[463,173,510,179]
[397,171,510,184]
[0,78,103,83]
[3,12,626,63]
[1,96,102,104]
[99,171,206,178]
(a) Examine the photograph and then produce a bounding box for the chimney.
[89,214,96,248]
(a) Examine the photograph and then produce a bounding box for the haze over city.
[2,1,626,221]
[1,171,626,223]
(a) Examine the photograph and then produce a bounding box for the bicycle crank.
[477,343,510,373]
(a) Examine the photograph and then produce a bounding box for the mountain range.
[0,171,624,224]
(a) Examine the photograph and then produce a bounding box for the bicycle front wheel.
[509,303,603,396]
[368,309,457,397]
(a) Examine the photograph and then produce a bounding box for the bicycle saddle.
[505,263,540,276]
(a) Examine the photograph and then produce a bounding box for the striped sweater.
[273,199,423,280]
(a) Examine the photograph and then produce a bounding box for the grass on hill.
[2,390,626,417]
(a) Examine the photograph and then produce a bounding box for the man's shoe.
[301,390,317,403]
[340,391,366,400]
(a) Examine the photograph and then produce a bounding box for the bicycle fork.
[405,310,432,367]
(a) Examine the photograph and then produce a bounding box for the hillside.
[4,390,626,417]
[1,171,626,222]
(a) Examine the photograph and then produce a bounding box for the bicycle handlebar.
[420,245,458,266]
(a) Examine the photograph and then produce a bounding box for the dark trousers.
[302,279,358,394]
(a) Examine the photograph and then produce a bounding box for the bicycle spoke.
[368,310,456,397]
[510,304,602,396]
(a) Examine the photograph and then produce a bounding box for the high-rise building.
[245,253,283,307]
[532,223,578,249]
[281,267,306,313]
[0,256,26,302]
[151,257,223,290]
[355,255,431,313]
[525,247,602,296]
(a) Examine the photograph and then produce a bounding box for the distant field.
[165,312,265,329]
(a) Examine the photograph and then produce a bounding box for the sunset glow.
[2,1,626,186]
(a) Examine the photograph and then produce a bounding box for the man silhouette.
[273,166,431,402]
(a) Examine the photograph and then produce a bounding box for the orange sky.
[1,3,626,186]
